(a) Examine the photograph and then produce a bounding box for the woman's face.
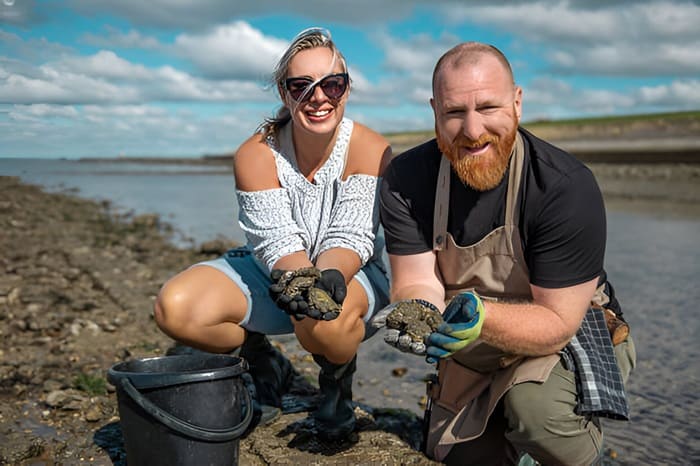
[282,46,349,137]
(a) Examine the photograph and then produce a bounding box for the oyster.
[307,287,342,320]
[272,267,341,319]
[274,267,322,298]
[385,301,444,342]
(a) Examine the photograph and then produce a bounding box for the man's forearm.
[480,301,576,356]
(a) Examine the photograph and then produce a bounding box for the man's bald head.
[432,42,515,96]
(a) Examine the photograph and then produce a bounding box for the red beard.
[436,118,518,191]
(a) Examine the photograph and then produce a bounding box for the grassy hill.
[384,110,700,162]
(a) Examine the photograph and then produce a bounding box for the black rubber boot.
[312,354,357,441]
[238,331,296,408]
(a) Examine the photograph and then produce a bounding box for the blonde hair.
[259,27,348,139]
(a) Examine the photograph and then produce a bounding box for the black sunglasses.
[283,73,349,102]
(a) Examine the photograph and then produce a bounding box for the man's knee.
[503,364,602,465]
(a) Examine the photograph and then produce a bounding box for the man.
[377,42,635,465]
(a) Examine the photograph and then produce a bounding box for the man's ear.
[430,97,439,121]
[514,86,523,121]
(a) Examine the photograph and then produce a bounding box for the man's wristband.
[412,299,440,314]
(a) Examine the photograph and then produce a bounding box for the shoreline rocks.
[0,176,436,465]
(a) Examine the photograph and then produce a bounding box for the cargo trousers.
[443,336,636,466]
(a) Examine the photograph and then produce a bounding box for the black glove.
[269,269,309,321]
[268,267,342,321]
[314,268,347,304]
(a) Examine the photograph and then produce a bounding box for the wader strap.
[505,133,525,258]
[433,156,451,251]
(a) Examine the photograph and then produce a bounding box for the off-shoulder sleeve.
[236,188,307,270]
[318,174,379,265]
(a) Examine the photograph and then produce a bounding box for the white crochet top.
[236,118,380,271]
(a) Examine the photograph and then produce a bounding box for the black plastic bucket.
[107,354,253,466]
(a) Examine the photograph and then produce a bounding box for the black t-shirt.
[380,128,607,289]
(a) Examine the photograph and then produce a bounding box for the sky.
[1,0,699,159]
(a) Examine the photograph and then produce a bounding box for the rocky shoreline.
[0,176,436,465]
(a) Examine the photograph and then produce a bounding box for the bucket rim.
[107,354,248,390]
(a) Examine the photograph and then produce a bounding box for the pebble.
[84,404,103,422]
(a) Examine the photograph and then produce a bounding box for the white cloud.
[77,21,290,81]
[82,104,168,117]
[0,65,138,104]
[521,75,699,120]
[55,50,153,80]
[0,30,74,61]
[439,1,700,77]
[173,21,288,80]
[0,48,275,105]
[548,41,700,77]
[0,0,44,27]
[379,31,456,77]
[637,79,700,107]
[67,0,417,29]
[0,102,265,158]
[81,26,162,50]
[371,31,460,105]
[522,77,574,107]
[11,104,79,118]
[3,0,696,158]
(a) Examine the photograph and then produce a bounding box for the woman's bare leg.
[154,265,248,353]
[292,278,369,364]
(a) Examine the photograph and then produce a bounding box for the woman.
[154,27,391,441]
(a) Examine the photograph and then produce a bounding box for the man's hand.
[426,291,486,363]
[372,299,444,356]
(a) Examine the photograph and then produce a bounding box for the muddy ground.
[0,176,437,465]
[1,152,698,465]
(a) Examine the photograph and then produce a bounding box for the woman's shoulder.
[349,121,389,150]
[233,132,280,191]
[346,121,392,177]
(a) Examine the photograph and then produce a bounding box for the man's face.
[431,55,522,191]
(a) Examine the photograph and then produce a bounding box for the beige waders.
[425,134,634,465]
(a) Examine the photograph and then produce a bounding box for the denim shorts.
[192,246,390,337]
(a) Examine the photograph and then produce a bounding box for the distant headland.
[80,110,700,165]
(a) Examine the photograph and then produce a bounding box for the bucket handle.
[120,377,253,442]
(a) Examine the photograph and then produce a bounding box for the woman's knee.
[153,279,194,335]
[154,266,247,334]
[296,314,364,363]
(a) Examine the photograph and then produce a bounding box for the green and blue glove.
[426,291,486,364]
